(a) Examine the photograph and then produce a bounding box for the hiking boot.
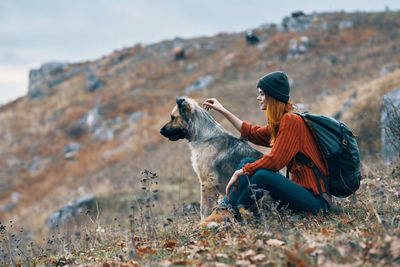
[198,207,234,227]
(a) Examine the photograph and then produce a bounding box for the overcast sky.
[0,1,399,105]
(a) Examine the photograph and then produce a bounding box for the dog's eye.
[171,115,176,120]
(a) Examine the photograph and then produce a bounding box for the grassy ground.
[1,164,399,266]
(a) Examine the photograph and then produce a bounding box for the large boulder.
[46,194,96,229]
[282,13,313,33]
[381,88,400,164]
[86,72,104,92]
[48,66,84,88]
[1,192,21,212]
[28,62,68,99]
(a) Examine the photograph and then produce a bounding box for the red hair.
[266,96,294,146]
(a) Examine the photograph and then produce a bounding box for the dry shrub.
[57,106,88,129]
[330,70,400,157]
[338,28,377,46]
[268,33,297,58]
[118,101,140,115]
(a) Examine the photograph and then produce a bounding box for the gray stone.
[28,158,41,173]
[68,107,100,139]
[86,107,100,130]
[86,72,104,92]
[339,20,354,30]
[112,116,123,125]
[381,88,400,164]
[256,41,270,52]
[1,202,16,212]
[119,126,135,139]
[48,67,84,88]
[7,156,25,167]
[11,192,20,202]
[282,14,313,33]
[28,62,68,99]
[184,75,214,94]
[113,54,126,65]
[46,193,96,228]
[184,63,198,73]
[380,63,400,77]
[63,142,82,159]
[288,36,310,56]
[205,40,217,52]
[129,111,143,125]
[1,192,21,212]
[94,122,114,142]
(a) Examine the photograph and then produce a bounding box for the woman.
[201,71,331,224]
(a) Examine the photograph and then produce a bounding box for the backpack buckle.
[294,164,302,171]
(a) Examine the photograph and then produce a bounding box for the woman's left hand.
[225,169,244,201]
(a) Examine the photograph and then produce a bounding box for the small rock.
[47,194,96,228]
[184,75,214,94]
[63,142,82,159]
[86,73,104,92]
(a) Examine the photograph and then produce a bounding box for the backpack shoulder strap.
[293,112,330,178]
[294,153,332,211]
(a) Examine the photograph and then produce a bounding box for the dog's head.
[160,97,196,141]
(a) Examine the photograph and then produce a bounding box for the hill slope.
[0,10,399,233]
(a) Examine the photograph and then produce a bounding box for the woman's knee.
[250,169,277,184]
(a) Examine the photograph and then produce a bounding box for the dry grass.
[0,10,399,266]
[0,163,398,266]
[311,69,400,157]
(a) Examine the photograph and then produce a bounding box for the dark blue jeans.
[223,158,329,213]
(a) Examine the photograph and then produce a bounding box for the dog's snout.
[160,126,166,136]
[176,97,184,106]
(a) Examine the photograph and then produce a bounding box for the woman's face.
[257,88,267,110]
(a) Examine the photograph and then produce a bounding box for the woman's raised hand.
[202,98,225,113]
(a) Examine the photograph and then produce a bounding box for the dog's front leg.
[200,178,220,220]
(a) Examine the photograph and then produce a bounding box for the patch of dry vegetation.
[1,164,399,266]
[0,11,399,266]
[311,69,400,157]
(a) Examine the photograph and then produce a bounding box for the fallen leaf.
[266,239,285,246]
[285,249,307,267]
[305,247,317,254]
[172,260,193,266]
[136,246,155,254]
[163,239,178,249]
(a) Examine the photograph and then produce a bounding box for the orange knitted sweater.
[241,113,328,195]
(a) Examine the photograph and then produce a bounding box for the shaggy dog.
[160,97,263,219]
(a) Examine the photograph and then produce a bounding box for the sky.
[0,0,399,105]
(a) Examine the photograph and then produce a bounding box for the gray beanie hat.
[257,71,290,103]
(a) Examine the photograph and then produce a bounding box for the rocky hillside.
[0,11,399,234]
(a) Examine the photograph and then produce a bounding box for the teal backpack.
[294,113,361,199]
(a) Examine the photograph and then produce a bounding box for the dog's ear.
[176,97,192,119]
